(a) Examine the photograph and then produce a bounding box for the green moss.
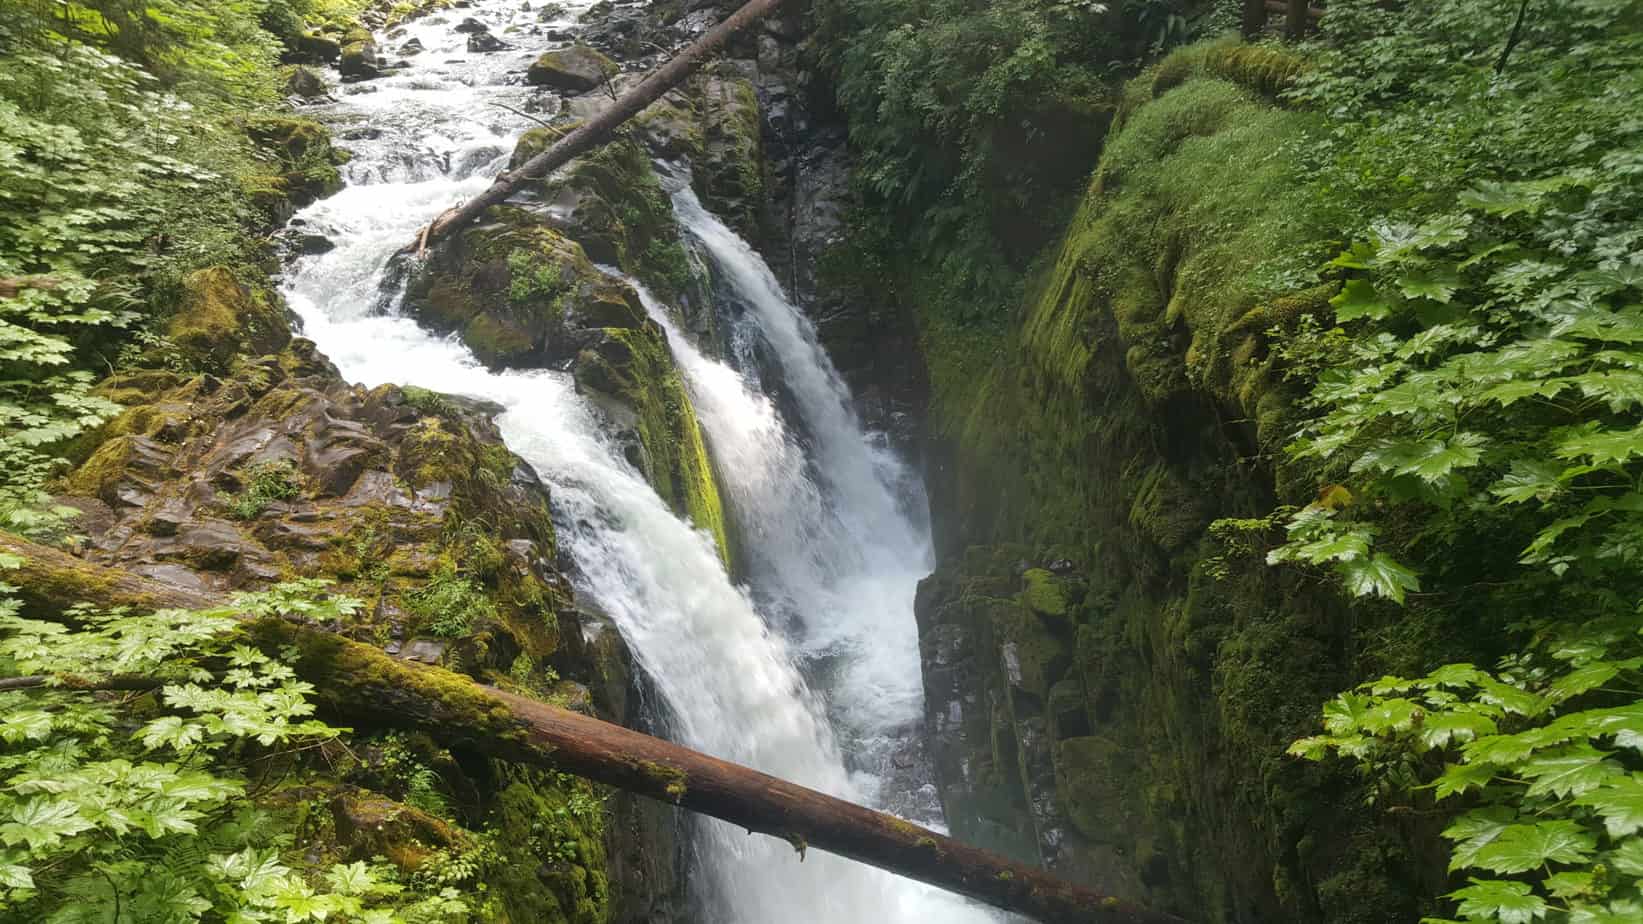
[227,459,303,520]
[538,138,689,299]
[1020,569,1068,618]
[636,760,688,802]
[486,766,610,924]
[693,75,765,240]
[167,267,292,369]
[251,618,531,746]
[574,325,733,569]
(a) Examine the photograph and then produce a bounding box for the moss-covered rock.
[402,207,647,369]
[911,47,1446,922]
[692,74,765,241]
[240,115,349,222]
[527,45,617,92]
[167,267,292,369]
[531,136,693,299]
[340,39,379,80]
[572,323,733,568]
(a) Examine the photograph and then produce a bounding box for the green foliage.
[401,386,456,419]
[406,562,496,638]
[0,1,325,530]
[505,250,567,307]
[0,567,460,923]
[227,459,303,520]
[1272,2,1643,920]
[1291,618,1643,923]
[812,0,1141,309]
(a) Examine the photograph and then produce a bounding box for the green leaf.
[1422,711,1498,750]
[1434,762,1497,800]
[1,799,93,849]
[0,710,54,744]
[1573,775,1643,837]
[1556,422,1643,465]
[0,862,33,890]
[1334,277,1395,322]
[1445,809,1516,871]
[1324,693,1375,735]
[1519,744,1622,798]
[1546,662,1630,703]
[1543,871,1595,900]
[1469,821,1595,875]
[1448,879,1547,924]
[1611,838,1643,876]
[1337,552,1422,604]
[1491,461,1565,504]
[1398,267,1462,303]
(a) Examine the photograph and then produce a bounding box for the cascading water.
[279,2,997,920]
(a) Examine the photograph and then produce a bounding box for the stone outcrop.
[55,267,687,920]
[528,45,618,92]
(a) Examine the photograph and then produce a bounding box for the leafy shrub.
[1265,2,1643,920]
[406,562,496,638]
[228,459,303,520]
[813,0,1147,309]
[0,1,331,531]
[0,566,453,922]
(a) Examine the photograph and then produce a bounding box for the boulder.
[285,66,327,99]
[400,37,425,55]
[168,267,292,369]
[340,40,380,80]
[526,45,617,92]
[454,16,488,32]
[467,31,510,53]
[294,31,341,63]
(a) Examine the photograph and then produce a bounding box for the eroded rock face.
[57,261,684,923]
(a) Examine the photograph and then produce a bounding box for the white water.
[279,2,994,920]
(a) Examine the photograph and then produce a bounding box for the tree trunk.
[1285,0,1309,37]
[0,531,1192,924]
[402,0,791,256]
[1241,0,1267,37]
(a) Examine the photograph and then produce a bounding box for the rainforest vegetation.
[3,0,1643,922]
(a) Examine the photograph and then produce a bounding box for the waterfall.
[278,1,996,920]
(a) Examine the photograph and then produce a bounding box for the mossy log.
[404,0,792,254]
[0,531,1188,924]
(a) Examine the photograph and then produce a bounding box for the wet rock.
[291,32,341,64]
[399,37,425,55]
[454,16,488,33]
[466,31,510,53]
[294,233,335,255]
[525,44,616,92]
[400,639,448,664]
[340,40,381,80]
[330,791,464,869]
[285,66,327,99]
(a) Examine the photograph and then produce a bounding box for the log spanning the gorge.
[401,0,792,255]
[0,532,1189,924]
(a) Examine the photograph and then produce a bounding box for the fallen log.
[0,532,1191,924]
[401,0,791,256]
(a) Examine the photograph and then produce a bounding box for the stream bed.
[278,1,998,921]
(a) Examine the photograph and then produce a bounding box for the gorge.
[3,2,1640,924]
